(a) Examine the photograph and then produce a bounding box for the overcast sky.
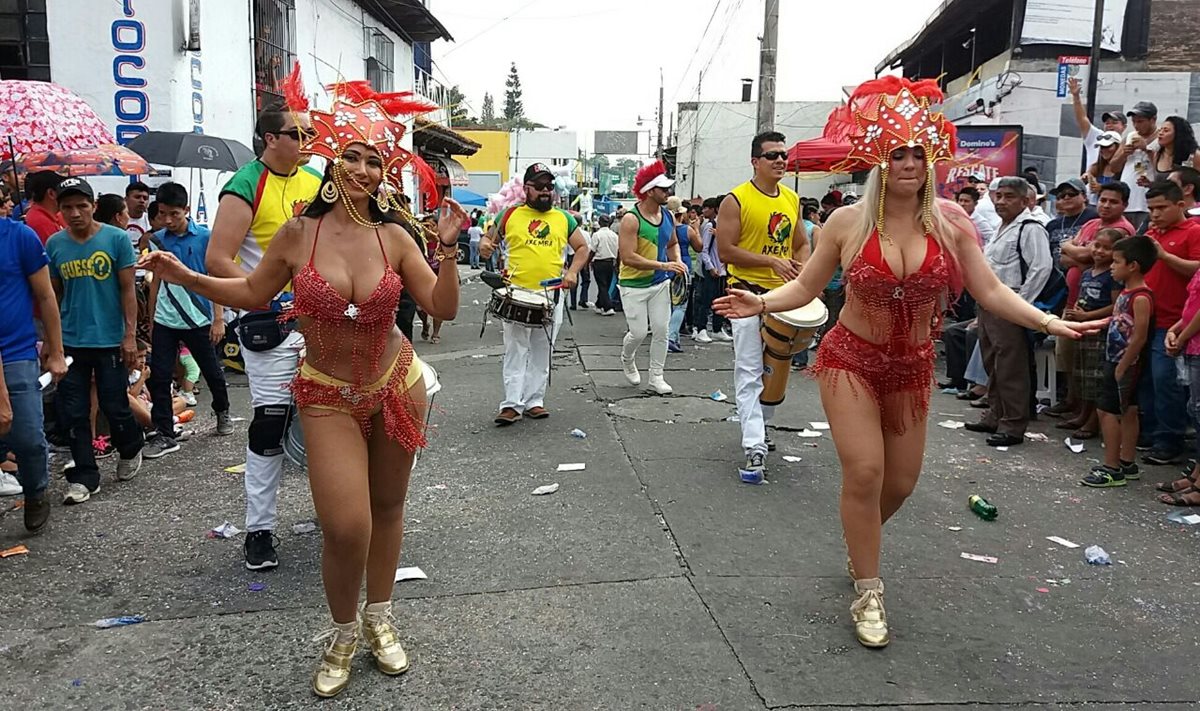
[429,0,946,152]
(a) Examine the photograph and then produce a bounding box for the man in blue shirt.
[144,183,233,459]
[45,178,143,504]
[0,216,66,530]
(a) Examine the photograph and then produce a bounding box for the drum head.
[509,289,550,306]
[773,298,829,329]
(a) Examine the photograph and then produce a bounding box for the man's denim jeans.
[0,359,49,501]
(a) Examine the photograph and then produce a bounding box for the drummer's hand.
[712,289,764,319]
[770,257,801,281]
[659,260,688,277]
[561,271,578,289]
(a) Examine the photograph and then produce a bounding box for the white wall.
[676,101,842,199]
[511,130,578,177]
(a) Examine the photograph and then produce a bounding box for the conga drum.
[760,299,829,406]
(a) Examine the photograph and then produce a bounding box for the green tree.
[480,92,496,126]
[446,85,470,126]
[503,62,524,125]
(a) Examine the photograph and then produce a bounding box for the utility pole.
[657,68,664,160]
[756,0,779,133]
[688,73,702,198]
[1082,0,1105,172]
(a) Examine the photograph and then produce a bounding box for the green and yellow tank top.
[727,180,799,290]
[219,160,322,273]
[499,204,577,291]
[618,206,673,288]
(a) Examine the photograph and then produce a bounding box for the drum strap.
[729,279,769,295]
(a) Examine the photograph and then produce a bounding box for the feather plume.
[282,62,309,112]
[374,91,437,117]
[824,76,945,143]
[410,153,439,211]
[632,160,667,195]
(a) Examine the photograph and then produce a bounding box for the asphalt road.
[2,277,1199,710]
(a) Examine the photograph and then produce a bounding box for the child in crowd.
[1062,229,1122,439]
[178,346,200,407]
[1161,247,1200,505]
[1082,235,1157,487]
[127,341,190,430]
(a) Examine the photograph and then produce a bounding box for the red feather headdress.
[824,76,956,173]
[289,64,441,207]
[633,160,667,195]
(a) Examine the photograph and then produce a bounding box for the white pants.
[619,280,671,375]
[501,299,564,412]
[732,316,774,455]
[240,329,303,532]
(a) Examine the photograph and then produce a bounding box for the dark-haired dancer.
[144,75,465,697]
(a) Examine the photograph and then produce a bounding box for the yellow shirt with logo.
[219,160,322,273]
[499,204,578,291]
[727,180,799,290]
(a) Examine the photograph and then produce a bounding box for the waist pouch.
[238,311,292,352]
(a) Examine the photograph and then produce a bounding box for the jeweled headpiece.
[823,76,956,174]
[282,63,440,218]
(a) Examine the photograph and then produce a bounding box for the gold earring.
[375,191,391,213]
[320,180,338,203]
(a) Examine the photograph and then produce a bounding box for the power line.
[442,0,541,57]
[669,0,724,105]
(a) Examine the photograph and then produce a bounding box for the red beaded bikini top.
[845,230,959,343]
[290,216,404,379]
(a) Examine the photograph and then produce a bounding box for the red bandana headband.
[823,76,956,174]
[282,64,440,210]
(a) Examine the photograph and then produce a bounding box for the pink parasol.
[3,144,151,177]
[0,80,115,159]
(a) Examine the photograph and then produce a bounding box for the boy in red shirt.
[22,171,65,244]
[1139,181,1200,465]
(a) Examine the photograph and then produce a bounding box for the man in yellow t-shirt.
[205,103,321,572]
[717,131,806,479]
[481,163,589,425]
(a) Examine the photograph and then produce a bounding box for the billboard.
[1019,0,1128,52]
[594,130,639,155]
[936,125,1023,199]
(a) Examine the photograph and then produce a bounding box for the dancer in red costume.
[140,69,467,697]
[715,77,1105,648]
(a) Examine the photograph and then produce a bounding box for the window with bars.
[365,28,394,93]
[253,0,296,111]
[0,0,49,81]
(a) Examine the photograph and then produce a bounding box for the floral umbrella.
[0,80,115,158]
[1,144,151,177]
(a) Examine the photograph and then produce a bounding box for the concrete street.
[2,276,1199,710]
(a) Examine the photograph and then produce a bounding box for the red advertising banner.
[936,125,1024,199]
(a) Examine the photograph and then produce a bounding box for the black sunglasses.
[529,182,555,191]
[270,127,311,141]
[1057,191,1081,199]
[755,150,788,161]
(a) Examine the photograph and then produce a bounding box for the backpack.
[1013,219,1067,312]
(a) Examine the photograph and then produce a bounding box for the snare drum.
[283,360,443,468]
[488,287,552,326]
[760,299,829,406]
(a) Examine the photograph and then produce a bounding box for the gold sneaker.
[362,603,410,675]
[312,627,358,698]
[850,579,890,648]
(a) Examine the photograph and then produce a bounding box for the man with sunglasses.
[480,163,589,426]
[205,103,322,572]
[717,131,805,479]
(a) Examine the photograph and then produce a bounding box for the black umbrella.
[125,131,256,172]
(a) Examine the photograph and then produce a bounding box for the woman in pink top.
[1162,269,1200,503]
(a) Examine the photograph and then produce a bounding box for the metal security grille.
[253,0,296,111]
[0,0,49,81]
[365,28,394,93]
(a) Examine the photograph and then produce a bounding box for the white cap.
[639,174,675,194]
[1094,130,1122,147]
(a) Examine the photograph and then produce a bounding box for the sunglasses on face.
[529,182,554,191]
[755,150,788,161]
[270,127,310,141]
[1058,191,1081,199]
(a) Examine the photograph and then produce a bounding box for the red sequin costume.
[287,218,427,453]
[277,65,442,453]
[808,77,962,433]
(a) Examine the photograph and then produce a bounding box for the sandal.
[1070,429,1097,440]
[430,336,441,344]
[956,390,984,401]
[1157,486,1200,506]
[1155,475,1197,493]
[1055,420,1084,430]
[969,399,989,409]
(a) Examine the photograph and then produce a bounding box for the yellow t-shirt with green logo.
[727,180,799,290]
[499,204,578,291]
[219,160,322,273]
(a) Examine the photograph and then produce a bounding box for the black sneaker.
[1081,466,1126,488]
[142,435,180,460]
[1143,449,1183,466]
[765,433,776,452]
[244,530,279,571]
[1135,436,1153,452]
[1120,462,1141,480]
[24,496,50,533]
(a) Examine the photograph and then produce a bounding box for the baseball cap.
[523,163,554,182]
[1053,178,1087,196]
[1126,101,1158,118]
[666,196,684,214]
[1100,111,1127,124]
[965,174,984,183]
[55,177,94,202]
[1094,130,1123,147]
[639,173,675,194]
